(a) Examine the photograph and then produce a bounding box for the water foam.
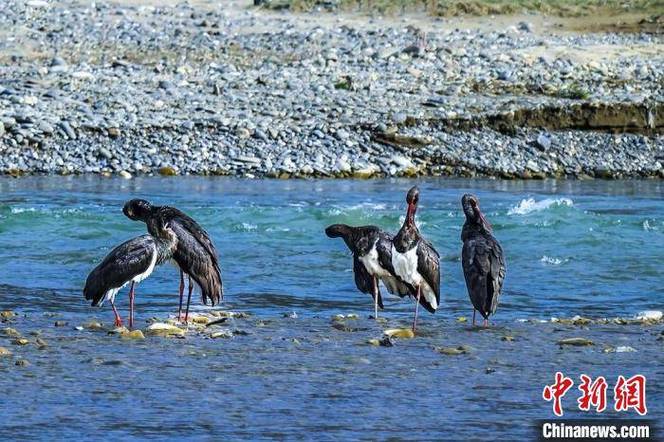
[508,197,573,215]
[540,255,568,265]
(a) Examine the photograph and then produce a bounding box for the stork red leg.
[412,285,421,332]
[483,318,489,328]
[128,281,136,329]
[178,270,185,321]
[110,300,123,327]
[184,276,193,323]
[373,276,378,319]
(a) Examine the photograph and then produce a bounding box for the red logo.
[543,373,647,417]
[577,375,608,412]
[542,372,574,417]
[614,374,647,415]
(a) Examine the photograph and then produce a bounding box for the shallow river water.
[0,177,662,440]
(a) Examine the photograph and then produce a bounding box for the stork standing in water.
[123,199,223,323]
[84,226,177,328]
[461,194,506,327]
[391,186,440,332]
[325,224,413,319]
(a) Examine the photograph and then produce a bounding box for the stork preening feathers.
[84,199,223,328]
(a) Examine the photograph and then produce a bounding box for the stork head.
[123,199,153,221]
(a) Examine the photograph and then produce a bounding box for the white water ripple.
[508,198,573,215]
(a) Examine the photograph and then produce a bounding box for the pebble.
[384,328,415,339]
[435,346,471,355]
[557,337,594,346]
[121,330,145,340]
[536,133,552,150]
[210,330,233,339]
[0,327,21,338]
[0,1,660,179]
[0,347,12,357]
[146,322,185,336]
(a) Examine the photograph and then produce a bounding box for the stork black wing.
[83,235,155,307]
[416,240,441,313]
[157,206,223,305]
[462,233,505,319]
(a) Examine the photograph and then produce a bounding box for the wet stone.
[0,310,16,319]
[15,359,30,367]
[384,328,415,339]
[1,328,21,337]
[557,338,594,347]
[435,346,471,355]
[120,330,145,340]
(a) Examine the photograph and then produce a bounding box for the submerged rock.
[206,318,229,327]
[557,338,594,347]
[1,327,21,337]
[456,316,467,323]
[84,321,104,330]
[107,326,129,335]
[12,338,30,346]
[35,338,48,349]
[15,359,30,367]
[190,315,211,325]
[0,310,16,319]
[121,330,145,340]
[0,347,12,357]
[502,336,515,342]
[54,320,68,327]
[210,329,233,339]
[147,323,185,336]
[384,328,415,339]
[332,322,364,332]
[435,345,471,355]
[211,311,250,319]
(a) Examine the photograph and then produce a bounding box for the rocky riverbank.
[0,0,662,179]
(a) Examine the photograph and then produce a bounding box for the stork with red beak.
[391,186,441,332]
[461,194,506,327]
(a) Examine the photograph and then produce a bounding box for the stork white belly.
[359,243,390,278]
[391,245,421,285]
[360,243,409,296]
[391,244,438,310]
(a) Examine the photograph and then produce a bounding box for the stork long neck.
[395,203,419,252]
[406,202,417,227]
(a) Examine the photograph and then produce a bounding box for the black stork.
[461,194,506,327]
[391,186,441,332]
[84,230,176,328]
[325,224,414,318]
[123,199,223,323]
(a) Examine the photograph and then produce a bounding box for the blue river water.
[0,177,662,440]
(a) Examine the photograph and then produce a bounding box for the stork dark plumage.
[325,224,413,318]
[391,186,441,331]
[84,233,176,328]
[461,194,506,327]
[123,199,223,322]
